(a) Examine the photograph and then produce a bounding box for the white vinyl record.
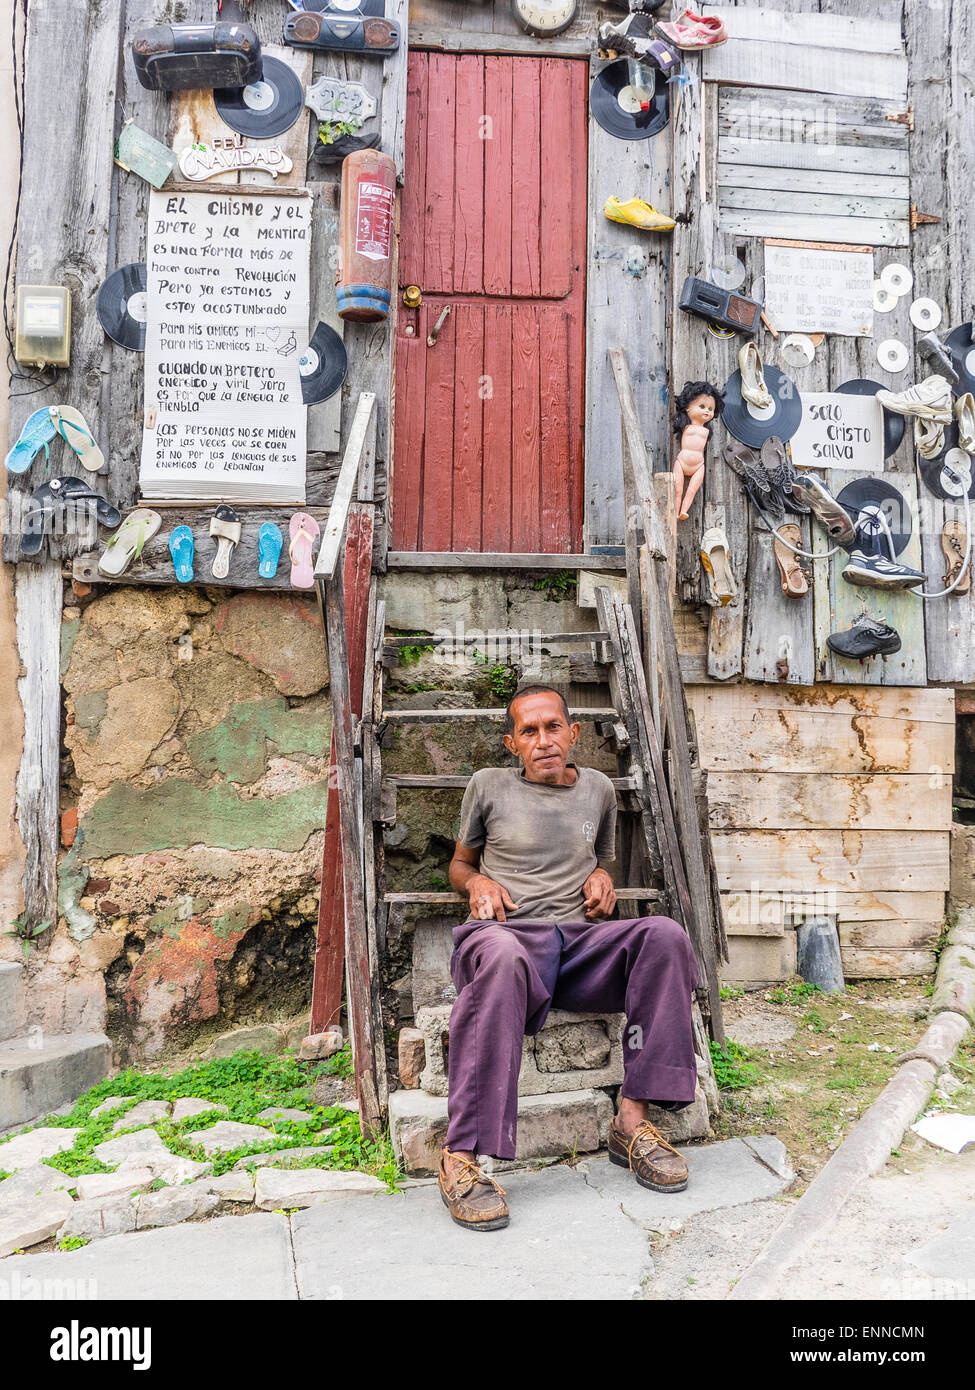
[780,333,816,368]
[910,297,942,331]
[880,262,913,296]
[877,338,909,372]
[873,280,897,313]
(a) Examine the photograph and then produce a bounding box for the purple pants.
[444,915,700,1159]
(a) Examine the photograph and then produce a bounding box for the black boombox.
[284,12,401,55]
[132,23,262,92]
[678,276,763,336]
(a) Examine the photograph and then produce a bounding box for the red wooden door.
[393,53,588,552]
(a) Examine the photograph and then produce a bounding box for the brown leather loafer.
[607,1115,689,1193]
[438,1146,510,1231]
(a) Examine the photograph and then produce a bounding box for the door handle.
[427,305,451,347]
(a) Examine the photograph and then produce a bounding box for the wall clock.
[510,0,578,38]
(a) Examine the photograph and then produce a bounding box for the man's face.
[502,692,580,785]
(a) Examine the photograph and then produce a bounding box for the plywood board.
[712,829,949,893]
[703,7,904,55]
[687,681,955,725]
[705,772,951,832]
[719,210,908,247]
[702,39,908,105]
[718,138,909,177]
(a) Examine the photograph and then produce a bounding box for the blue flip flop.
[6,407,57,475]
[258,521,283,578]
[169,525,194,583]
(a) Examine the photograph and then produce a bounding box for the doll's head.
[673,380,725,437]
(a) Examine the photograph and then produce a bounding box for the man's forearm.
[449,858,480,895]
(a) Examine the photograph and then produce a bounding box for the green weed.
[719,985,744,1000]
[532,570,577,601]
[803,1008,826,1034]
[709,1039,758,1091]
[57,1236,88,1251]
[4,912,52,962]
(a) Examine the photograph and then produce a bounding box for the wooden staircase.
[314,353,727,1137]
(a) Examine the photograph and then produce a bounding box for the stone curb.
[728,933,973,1301]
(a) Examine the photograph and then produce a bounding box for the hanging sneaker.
[914,415,946,460]
[790,474,858,548]
[917,332,960,386]
[627,0,668,12]
[598,11,678,67]
[827,614,902,659]
[603,195,675,231]
[841,543,926,589]
[875,374,954,422]
[655,8,728,48]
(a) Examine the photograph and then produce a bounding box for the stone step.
[0,1031,112,1131]
[389,1087,616,1176]
[0,963,25,1044]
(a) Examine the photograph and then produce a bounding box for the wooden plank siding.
[689,683,951,981]
[393,52,587,552]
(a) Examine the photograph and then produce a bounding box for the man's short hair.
[505,684,571,734]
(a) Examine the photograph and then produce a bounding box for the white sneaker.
[914,416,946,460]
[876,374,954,421]
[739,342,772,409]
[955,392,975,454]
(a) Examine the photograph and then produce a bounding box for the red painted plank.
[424,54,457,291]
[538,306,573,551]
[391,312,426,550]
[311,507,374,1034]
[451,302,485,551]
[539,58,574,300]
[510,57,541,298]
[420,298,456,550]
[511,304,541,549]
[400,51,428,290]
[481,303,513,552]
[483,56,513,296]
[453,54,485,295]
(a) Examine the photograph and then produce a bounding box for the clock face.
[511,0,578,38]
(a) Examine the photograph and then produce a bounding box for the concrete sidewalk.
[0,1137,792,1300]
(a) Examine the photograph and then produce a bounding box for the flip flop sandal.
[209,504,241,580]
[19,476,122,557]
[5,407,57,475]
[700,526,738,607]
[289,512,320,589]
[49,406,105,473]
[169,525,195,584]
[258,521,283,579]
[941,520,972,593]
[97,508,162,577]
[773,523,809,599]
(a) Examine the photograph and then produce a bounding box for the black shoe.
[827,615,902,659]
[598,12,658,56]
[841,548,926,589]
[917,333,960,386]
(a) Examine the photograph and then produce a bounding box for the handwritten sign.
[140,188,311,503]
[764,243,874,337]
[789,392,885,473]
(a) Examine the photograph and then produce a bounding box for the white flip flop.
[50,406,105,473]
[97,508,161,577]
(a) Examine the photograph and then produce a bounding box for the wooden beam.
[14,565,62,925]
[408,25,591,58]
[386,552,627,571]
[315,393,376,582]
[383,706,617,723]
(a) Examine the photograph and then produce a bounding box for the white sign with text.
[789,391,885,472]
[140,188,311,503]
[764,243,875,337]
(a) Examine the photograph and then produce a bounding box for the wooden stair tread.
[383,706,618,723]
[387,552,626,570]
[386,773,637,790]
[384,888,662,904]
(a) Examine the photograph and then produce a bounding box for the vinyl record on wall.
[589,59,668,141]
[721,364,803,447]
[215,56,304,139]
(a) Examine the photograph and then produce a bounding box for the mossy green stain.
[60,618,81,681]
[185,697,330,784]
[78,779,330,857]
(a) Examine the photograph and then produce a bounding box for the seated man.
[439,684,701,1232]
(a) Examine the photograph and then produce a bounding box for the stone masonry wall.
[0,583,334,1062]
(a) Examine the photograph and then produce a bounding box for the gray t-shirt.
[457,765,617,923]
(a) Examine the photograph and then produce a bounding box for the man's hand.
[466,873,518,923]
[582,868,616,922]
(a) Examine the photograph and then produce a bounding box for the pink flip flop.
[289,512,320,589]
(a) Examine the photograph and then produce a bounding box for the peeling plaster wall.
[33,583,333,1060]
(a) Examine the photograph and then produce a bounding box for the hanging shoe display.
[875,374,954,421]
[827,614,902,659]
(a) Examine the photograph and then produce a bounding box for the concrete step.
[389,1087,615,1176]
[0,1031,112,1131]
[0,963,25,1043]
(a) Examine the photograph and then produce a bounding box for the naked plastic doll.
[672,380,725,521]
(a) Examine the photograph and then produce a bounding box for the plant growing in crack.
[4,913,52,962]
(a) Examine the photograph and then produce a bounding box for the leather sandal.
[773,523,809,598]
[941,519,972,593]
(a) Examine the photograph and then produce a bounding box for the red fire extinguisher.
[336,149,396,322]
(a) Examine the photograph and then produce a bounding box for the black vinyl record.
[215,56,304,139]
[721,364,802,448]
[299,322,348,405]
[96,262,148,352]
[835,476,913,557]
[589,59,668,141]
[943,322,975,399]
[916,420,975,500]
[835,378,905,459]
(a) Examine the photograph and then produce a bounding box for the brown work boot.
[438,1146,510,1231]
[607,1114,689,1193]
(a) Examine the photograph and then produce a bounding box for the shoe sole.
[607,1147,688,1193]
[439,1188,510,1231]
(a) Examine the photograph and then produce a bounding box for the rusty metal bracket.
[886,105,914,131]
[911,205,942,232]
